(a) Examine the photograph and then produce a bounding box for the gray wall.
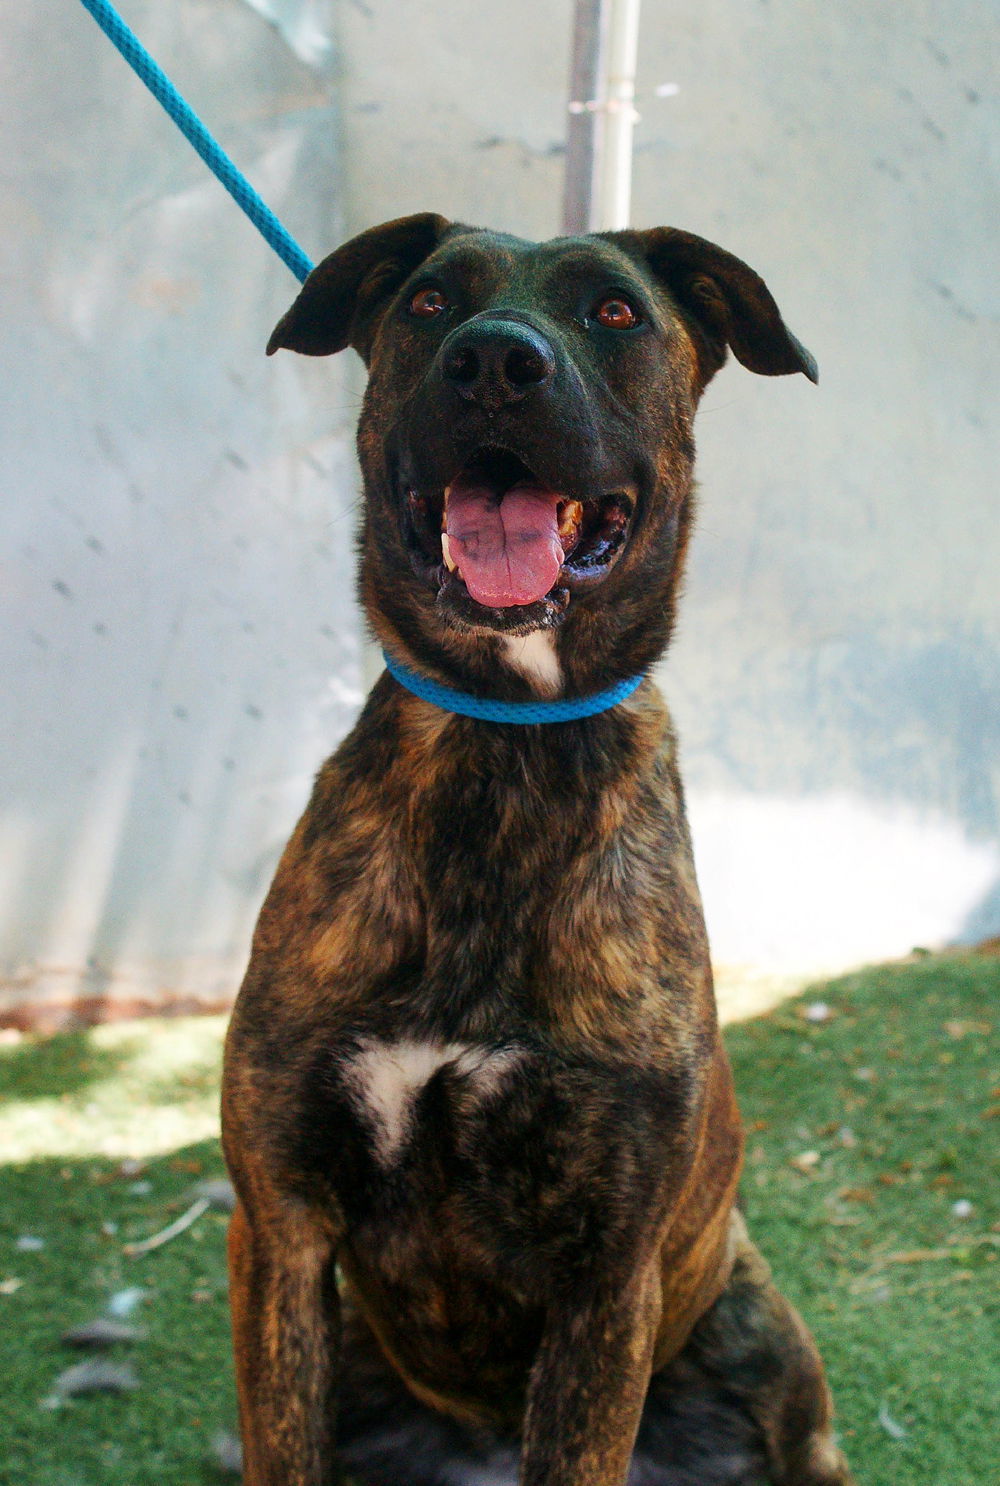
[2,0,997,1019]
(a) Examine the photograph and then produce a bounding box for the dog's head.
[268,215,815,695]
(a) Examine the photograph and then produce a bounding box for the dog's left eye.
[409,287,450,319]
[592,296,642,330]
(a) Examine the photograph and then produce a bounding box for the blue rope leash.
[77,0,314,284]
[383,652,644,724]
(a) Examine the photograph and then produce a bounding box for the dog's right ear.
[266,213,452,362]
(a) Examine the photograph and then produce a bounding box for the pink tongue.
[445,479,564,608]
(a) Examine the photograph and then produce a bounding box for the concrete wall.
[2,0,361,1019]
[2,0,996,1021]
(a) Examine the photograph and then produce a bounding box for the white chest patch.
[345,1039,521,1167]
[500,631,562,696]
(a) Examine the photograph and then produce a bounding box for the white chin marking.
[501,631,562,697]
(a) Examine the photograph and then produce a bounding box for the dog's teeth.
[558,500,583,541]
[441,531,459,574]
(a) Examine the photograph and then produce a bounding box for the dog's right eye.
[409,287,449,319]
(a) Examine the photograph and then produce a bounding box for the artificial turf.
[0,949,996,1485]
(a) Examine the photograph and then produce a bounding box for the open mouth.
[402,449,633,618]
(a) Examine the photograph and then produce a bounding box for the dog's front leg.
[520,1266,661,1486]
[228,1199,344,1486]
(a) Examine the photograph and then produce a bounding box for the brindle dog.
[222,214,855,1486]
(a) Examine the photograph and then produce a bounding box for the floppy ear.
[603,227,818,386]
[266,212,452,361]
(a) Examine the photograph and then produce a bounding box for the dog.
[222,213,855,1486]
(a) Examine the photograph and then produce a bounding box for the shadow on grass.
[0,1029,133,1102]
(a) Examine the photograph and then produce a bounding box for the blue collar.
[383,651,644,724]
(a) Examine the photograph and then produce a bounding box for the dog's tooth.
[557,500,583,539]
[441,531,459,574]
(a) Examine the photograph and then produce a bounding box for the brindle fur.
[222,215,854,1485]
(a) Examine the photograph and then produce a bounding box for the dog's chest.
[307,1026,688,1295]
[342,1036,524,1169]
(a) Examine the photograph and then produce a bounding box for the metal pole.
[562,0,641,234]
[562,0,607,234]
[595,0,641,230]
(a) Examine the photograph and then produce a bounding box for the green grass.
[0,952,996,1485]
[0,1019,233,1486]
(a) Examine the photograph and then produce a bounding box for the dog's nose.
[440,320,556,409]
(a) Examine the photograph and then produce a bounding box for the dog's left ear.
[604,227,818,387]
[267,212,452,362]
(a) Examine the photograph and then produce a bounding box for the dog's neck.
[382,650,644,724]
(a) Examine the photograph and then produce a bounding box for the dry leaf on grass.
[211,1430,243,1475]
[115,1158,147,1180]
[169,1156,203,1174]
[57,1360,140,1394]
[884,1248,951,1265]
[123,1197,210,1256]
[877,1402,908,1440]
[41,1360,140,1408]
[193,1178,237,1212]
[61,1318,146,1348]
[108,1286,148,1317]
